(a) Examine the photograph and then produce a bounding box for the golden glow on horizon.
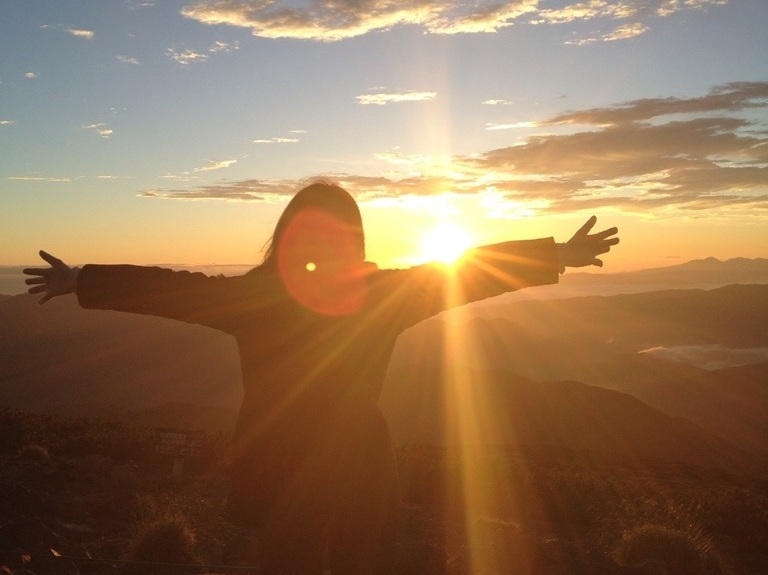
[418,222,472,264]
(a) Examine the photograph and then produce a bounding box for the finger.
[39,250,64,267]
[25,277,47,285]
[23,267,49,276]
[28,285,48,294]
[590,227,619,241]
[574,215,597,237]
[38,293,52,305]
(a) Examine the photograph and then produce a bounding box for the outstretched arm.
[24,251,81,304]
[557,216,619,274]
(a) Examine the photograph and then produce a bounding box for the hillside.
[390,284,768,457]
[380,365,758,474]
[1,283,767,473]
[0,294,243,414]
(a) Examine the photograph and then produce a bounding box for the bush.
[129,495,198,566]
[616,523,712,574]
[17,442,51,462]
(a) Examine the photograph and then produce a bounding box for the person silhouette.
[24,181,619,574]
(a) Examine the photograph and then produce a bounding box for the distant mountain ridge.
[476,256,768,303]
[1,278,766,474]
[2,256,768,298]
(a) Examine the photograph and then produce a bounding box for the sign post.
[155,428,206,480]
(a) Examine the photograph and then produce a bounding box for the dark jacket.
[76,238,559,524]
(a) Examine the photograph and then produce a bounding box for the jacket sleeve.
[370,237,559,332]
[76,264,253,334]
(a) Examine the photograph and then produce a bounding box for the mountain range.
[1,257,766,475]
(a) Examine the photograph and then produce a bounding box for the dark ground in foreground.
[0,409,766,575]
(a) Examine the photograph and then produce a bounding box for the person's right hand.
[23,251,80,304]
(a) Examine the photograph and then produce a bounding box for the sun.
[418,222,472,265]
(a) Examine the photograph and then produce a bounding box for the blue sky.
[1,0,767,270]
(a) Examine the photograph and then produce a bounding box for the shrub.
[17,442,51,462]
[616,523,712,574]
[129,495,198,566]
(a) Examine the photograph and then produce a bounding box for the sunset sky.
[1,0,766,272]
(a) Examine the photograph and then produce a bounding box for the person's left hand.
[23,250,80,304]
[558,216,619,273]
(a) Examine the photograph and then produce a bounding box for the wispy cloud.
[25,72,37,79]
[67,28,94,39]
[83,123,114,138]
[356,91,437,106]
[0,120,14,126]
[180,0,729,42]
[195,159,237,172]
[117,55,140,65]
[9,175,71,182]
[485,121,537,130]
[141,81,768,216]
[483,99,515,106]
[253,137,299,144]
[566,22,649,45]
[167,40,240,65]
[140,179,301,201]
[167,48,209,65]
[209,40,240,52]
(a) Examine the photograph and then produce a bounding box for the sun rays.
[418,222,473,265]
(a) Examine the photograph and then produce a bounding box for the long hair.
[261,181,365,268]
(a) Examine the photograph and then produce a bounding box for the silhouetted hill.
[479,256,768,302]
[2,284,766,472]
[390,284,768,457]
[380,365,758,474]
[563,256,768,292]
[0,293,242,416]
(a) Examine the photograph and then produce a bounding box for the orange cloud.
[180,0,726,41]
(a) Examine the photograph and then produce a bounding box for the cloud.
[483,99,515,106]
[356,91,437,106]
[195,159,237,172]
[67,28,94,39]
[639,345,768,371]
[540,81,768,126]
[209,40,240,52]
[167,48,209,65]
[83,123,114,138]
[485,121,537,130]
[166,40,239,66]
[9,175,71,182]
[0,120,14,125]
[117,55,140,65]
[565,22,649,45]
[180,0,536,40]
[253,137,299,144]
[603,22,648,41]
[140,81,768,216]
[139,179,302,201]
[180,0,728,42]
[25,72,37,79]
